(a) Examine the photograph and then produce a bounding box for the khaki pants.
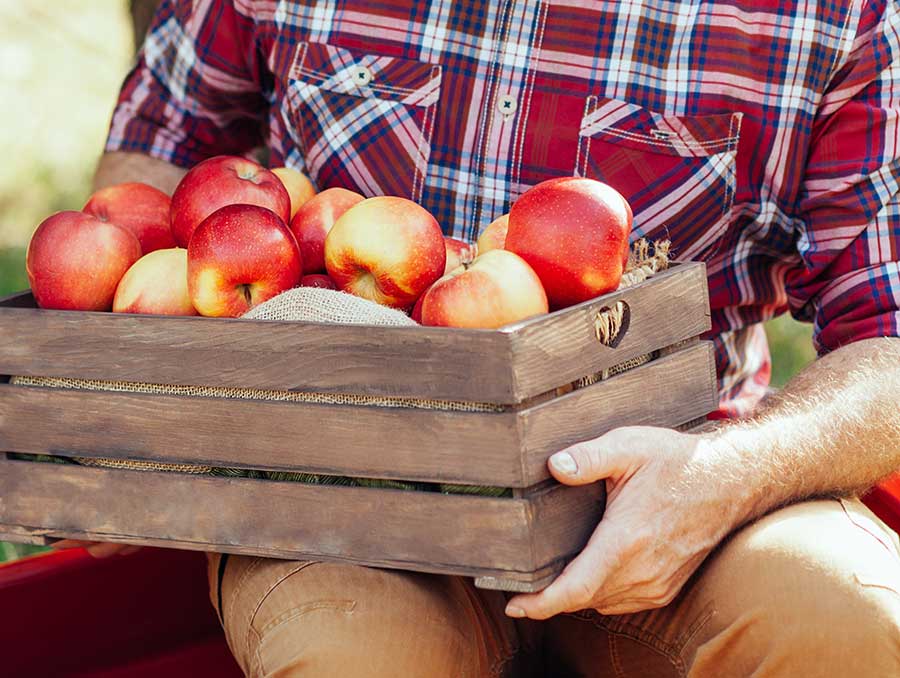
[207,498,900,677]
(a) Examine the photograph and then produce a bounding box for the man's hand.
[505,426,745,619]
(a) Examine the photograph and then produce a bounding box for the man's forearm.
[715,337,900,523]
[93,151,187,195]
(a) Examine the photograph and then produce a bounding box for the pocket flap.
[580,96,741,158]
[290,42,441,107]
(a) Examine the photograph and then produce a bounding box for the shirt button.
[497,94,517,116]
[352,66,373,86]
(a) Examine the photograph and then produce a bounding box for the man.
[85,0,900,675]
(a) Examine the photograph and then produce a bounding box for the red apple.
[419,249,548,329]
[26,211,142,311]
[272,166,317,218]
[476,213,508,254]
[300,274,338,290]
[506,177,632,309]
[83,182,175,254]
[170,155,291,247]
[443,237,475,275]
[113,248,197,316]
[410,293,425,323]
[187,204,301,317]
[324,196,445,308]
[290,187,364,274]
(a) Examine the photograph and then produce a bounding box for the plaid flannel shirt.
[106,0,900,416]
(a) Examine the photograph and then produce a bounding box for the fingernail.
[505,604,526,618]
[550,451,578,475]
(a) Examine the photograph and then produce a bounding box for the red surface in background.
[863,472,900,535]
[0,547,241,677]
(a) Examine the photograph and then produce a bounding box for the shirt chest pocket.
[577,96,742,261]
[285,42,441,202]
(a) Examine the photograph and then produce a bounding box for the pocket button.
[352,66,373,87]
[497,94,517,116]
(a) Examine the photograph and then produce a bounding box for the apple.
[272,166,316,218]
[324,196,445,308]
[113,248,197,316]
[290,187,364,274]
[505,177,632,309]
[410,292,425,323]
[300,274,337,290]
[187,204,302,317]
[26,211,142,311]
[83,182,175,254]
[443,236,475,275]
[170,155,291,247]
[418,249,548,329]
[476,213,508,254]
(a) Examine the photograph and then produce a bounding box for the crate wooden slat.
[0,341,716,487]
[507,262,710,399]
[0,457,604,586]
[0,261,718,590]
[0,263,709,404]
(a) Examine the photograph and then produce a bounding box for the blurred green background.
[0,1,816,564]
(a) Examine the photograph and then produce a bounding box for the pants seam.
[571,611,687,676]
[257,599,357,637]
[243,561,319,667]
[253,600,358,677]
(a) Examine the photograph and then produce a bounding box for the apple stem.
[238,284,252,305]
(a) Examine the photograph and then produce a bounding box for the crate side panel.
[0,459,538,572]
[518,342,718,485]
[0,385,525,486]
[0,307,516,402]
[528,482,607,569]
[508,263,710,399]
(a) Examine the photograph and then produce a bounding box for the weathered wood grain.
[0,384,523,485]
[474,563,565,592]
[528,476,607,568]
[0,342,716,487]
[517,342,718,485]
[0,524,56,546]
[507,263,710,399]
[0,302,517,402]
[0,459,603,578]
[0,264,708,404]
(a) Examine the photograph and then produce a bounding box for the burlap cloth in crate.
[11,239,669,492]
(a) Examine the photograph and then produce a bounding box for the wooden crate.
[0,262,717,591]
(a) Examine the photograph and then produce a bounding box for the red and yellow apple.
[300,273,338,290]
[410,293,425,323]
[476,213,508,254]
[506,177,632,309]
[324,196,445,308]
[113,248,197,316]
[26,211,142,311]
[443,236,475,275]
[83,182,175,254]
[418,249,548,329]
[170,155,291,247]
[187,204,301,317]
[272,166,316,218]
[290,187,364,274]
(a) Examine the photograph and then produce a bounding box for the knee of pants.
[690,499,900,676]
[226,560,499,678]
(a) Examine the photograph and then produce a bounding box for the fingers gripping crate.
[0,262,717,592]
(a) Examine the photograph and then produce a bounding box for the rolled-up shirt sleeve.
[787,0,900,353]
[105,0,267,167]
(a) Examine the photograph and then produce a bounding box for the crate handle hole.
[593,300,630,348]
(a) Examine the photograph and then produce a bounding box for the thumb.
[548,430,637,485]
